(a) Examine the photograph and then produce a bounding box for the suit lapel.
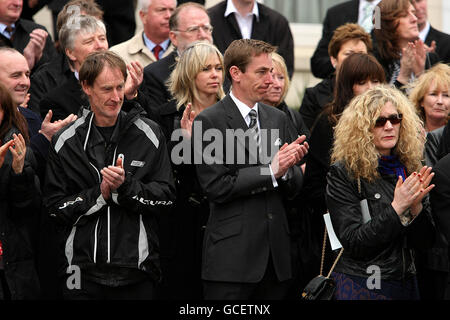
[258,103,278,163]
[251,4,269,41]
[224,95,258,164]
[348,0,359,22]
[224,95,249,132]
[225,14,243,39]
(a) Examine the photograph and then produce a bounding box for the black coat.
[29,51,72,115]
[326,161,435,280]
[156,100,209,299]
[94,0,136,47]
[430,154,450,247]
[276,101,310,141]
[0,18,57,73]
[302,113,333,219]
[310,0,359,79]
[299,74,335,130]
[0,127,41,299]
[39,72,88,121]
[142,50,178,116]
[43,105,176,281]
[208,1,294,78]
[425,26,450,64]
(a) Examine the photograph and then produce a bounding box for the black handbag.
[301,224,344,300]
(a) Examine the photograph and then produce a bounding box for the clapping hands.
[391,166,435,218]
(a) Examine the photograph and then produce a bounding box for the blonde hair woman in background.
[262,52,309,139]
[326,85,435,300]
[409,63,450,133]
[156,41,225,300]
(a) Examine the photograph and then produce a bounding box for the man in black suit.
[192,39,308,300]
[310,0,380,79]
[415,0,450,64]
[142,2,212,114]
[95,0,136,47]
[208,0,294,79]
[0,0,56,73]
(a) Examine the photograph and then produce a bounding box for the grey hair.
[138,0,177,13]
[138,0,152,12]
[59,14,106,53]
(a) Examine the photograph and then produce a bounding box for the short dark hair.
[224,39,276,82]
[326,53,386,125]
[79,51,127,87]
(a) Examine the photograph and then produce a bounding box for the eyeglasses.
[374,114,403,127]
[176,24,213,34]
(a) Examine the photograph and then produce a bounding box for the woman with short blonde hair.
[408,63,450,132]
[168,41,225,113]
[158,41,226,299]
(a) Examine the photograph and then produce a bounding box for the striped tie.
[249,109,261,158]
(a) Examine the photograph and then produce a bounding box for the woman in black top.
[156,42,225,300]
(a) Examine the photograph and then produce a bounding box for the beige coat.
[109,30,174,68]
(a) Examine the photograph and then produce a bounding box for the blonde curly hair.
[331,85,424,182]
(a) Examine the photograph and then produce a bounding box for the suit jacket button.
[267,213,273,219]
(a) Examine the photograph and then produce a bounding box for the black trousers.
[203,254,291,300]
[62,276,156,300]
[0,270,11,300]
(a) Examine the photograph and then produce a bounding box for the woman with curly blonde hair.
[326,85,436,300]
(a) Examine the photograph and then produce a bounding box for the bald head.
[0,48,30,107]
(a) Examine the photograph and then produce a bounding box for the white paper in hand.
[323,213,343,250]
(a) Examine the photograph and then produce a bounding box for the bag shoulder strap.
[319,225,344,278]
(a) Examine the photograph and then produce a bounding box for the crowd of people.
[1,0,450,301]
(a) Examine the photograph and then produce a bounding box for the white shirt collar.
[230,91,258,125]
[358,0,381,10]
[74,71,79,80]
[419,21,431,42]
[225,0,259,21]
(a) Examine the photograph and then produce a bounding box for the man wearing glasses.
[142,2,213,112]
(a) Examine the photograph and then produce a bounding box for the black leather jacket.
[326,162,436,281]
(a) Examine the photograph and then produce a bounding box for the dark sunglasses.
[374,114,403,127]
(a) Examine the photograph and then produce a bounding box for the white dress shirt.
[224,0,260,39]
[358,0,381,32]
[419,21,431,42]
[230,91,280,187]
